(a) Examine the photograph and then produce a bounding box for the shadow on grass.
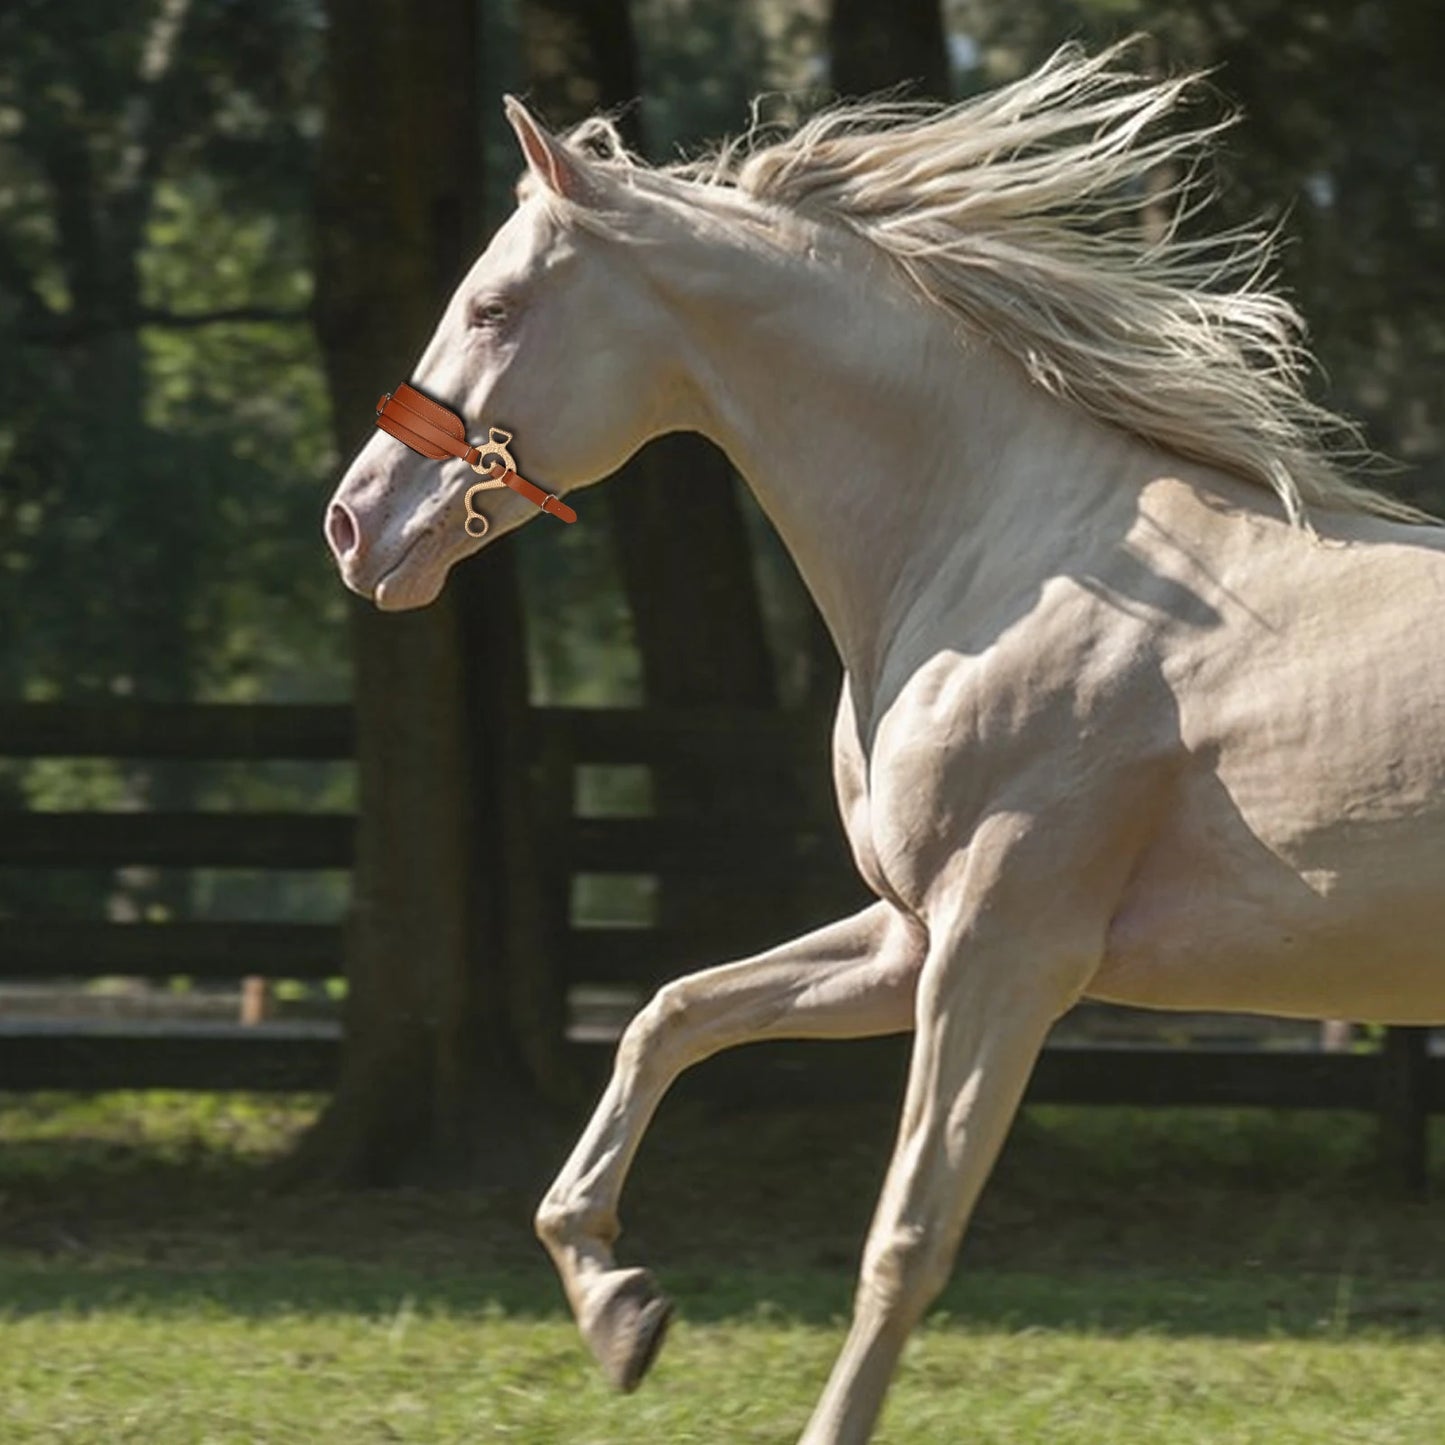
[2,1256,1444,1344]
[2,1095,1444,1342]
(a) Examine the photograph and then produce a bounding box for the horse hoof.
[586,1267,675,1393]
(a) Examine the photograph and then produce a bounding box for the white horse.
[325,44,1445,1445]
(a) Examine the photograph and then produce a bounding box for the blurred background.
[0,4,1443,1439]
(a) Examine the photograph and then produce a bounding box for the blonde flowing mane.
[556,42,1426,525]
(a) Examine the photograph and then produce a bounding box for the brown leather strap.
[375,385,482,466]
[491,467,577,524]
[375,383,576,525]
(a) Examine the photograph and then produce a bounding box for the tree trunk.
[284,0,559,1189]
[518,0,776,718]
[519,0,796,956]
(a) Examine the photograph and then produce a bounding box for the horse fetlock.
[534,1194,619,1253]
[532,1197,571,1248]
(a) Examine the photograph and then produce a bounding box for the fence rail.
[0,702,353,759]
[0,700,1436,1188]
[0,920,343,979]
[0,1019,340,1092]
[0,812,355,869]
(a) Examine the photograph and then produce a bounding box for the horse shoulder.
[858,598,1183,919]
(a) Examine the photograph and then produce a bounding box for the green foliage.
[0,1,345,925]
[4,0,1441,702]
[948,0,1445,512]
[3,1299,1445,1442]
[2,1,1440,928]
[0,0,337,704]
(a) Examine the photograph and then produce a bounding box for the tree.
[949,0,1444,512]
[519,0,798,953]
[519,0,777,717]
[0,0,334,928]
[283,0,561,1187]
[0,0,327,704]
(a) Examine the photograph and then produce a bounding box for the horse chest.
[833,629,1176,918]
[832,686,908,911]
[831,658,1051,912]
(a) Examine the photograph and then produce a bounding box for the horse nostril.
[327,502,360,561]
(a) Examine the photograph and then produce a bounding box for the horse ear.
[503,95,598,204]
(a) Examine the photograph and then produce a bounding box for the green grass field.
[2,1092,1443,1443]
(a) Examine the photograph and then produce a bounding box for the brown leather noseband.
[374,383,577,538]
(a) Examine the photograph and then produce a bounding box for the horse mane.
[554,42,1427,525]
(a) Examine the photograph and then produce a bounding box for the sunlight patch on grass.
[0,1305,1443,1444]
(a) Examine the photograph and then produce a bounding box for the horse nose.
[326,500,362,564]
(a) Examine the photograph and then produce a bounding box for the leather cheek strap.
[375,388,481,466]
[494,468,577,523]
[376,384,577,525]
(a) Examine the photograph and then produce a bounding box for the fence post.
[1377,1025,1431,1194]
[239,976,272,1025]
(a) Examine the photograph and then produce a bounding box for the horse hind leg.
[797,892,1094,1445]
[534,900,926,1391]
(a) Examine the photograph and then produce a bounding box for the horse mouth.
[373,535,446,611]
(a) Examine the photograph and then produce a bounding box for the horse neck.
[658,213,1146,696]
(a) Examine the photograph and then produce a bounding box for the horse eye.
[470,299,508,329]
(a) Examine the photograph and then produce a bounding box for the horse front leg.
[535,900,926,1392]
[797,858,1097,1445]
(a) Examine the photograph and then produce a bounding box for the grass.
[1,1092,1443,1442]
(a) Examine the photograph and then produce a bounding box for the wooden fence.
[0,702,351,1091]
[0,701,1438,1187]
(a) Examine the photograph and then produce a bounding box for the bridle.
[374,383,577,539]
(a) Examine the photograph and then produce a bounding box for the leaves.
[949,0,1445,509]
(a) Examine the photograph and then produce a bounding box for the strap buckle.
[470,426,517,477]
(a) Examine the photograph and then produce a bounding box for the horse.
[324,43,1445,1445]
